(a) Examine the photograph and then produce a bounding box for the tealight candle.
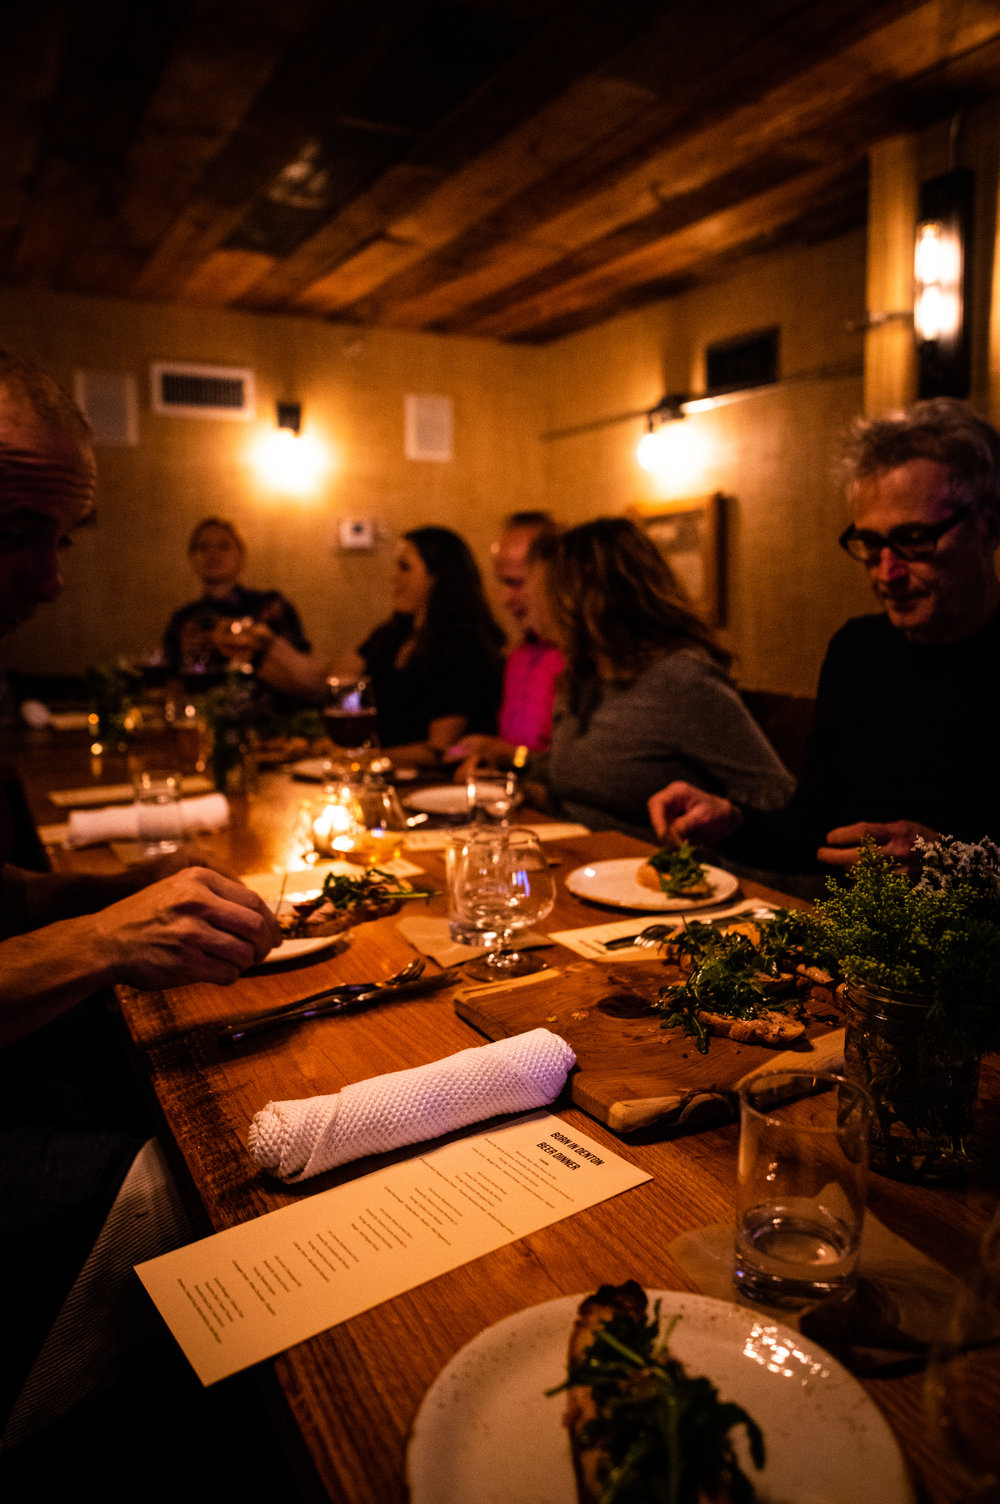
[308,790,363,857]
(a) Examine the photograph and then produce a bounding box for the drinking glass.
[132,768,185,855]
[925,1210,1000,1500]
[733,1070,873,1309]
[352,784,409,866]
[465,768,523,825]
[323,676,378,770]
[450,826,555,981]
[445,833,496,947]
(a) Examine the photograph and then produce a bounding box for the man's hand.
[90,866,283,989]
[817,820,940,874]
[647,781,742,845]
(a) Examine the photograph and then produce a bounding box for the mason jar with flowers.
[813,836,1000,1183]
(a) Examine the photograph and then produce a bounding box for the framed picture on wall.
[631,492,728,627]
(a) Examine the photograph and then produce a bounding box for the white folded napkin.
[248,1027,577,1183]
[66,792,230,847]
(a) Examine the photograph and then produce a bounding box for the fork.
[602,922,678,951]
[602,906,776,951]
[218,957,425,1043]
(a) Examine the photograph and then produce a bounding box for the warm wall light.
[636,394,686,472]
[913,168,973,398]
[252,405,330,496]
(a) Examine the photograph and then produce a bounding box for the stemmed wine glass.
[465,767,523,826]
[450,826,555,981]
[323,675,378,773]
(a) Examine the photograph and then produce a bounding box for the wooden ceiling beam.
[345,0,1000,333]
[457,160,863,341]
[235,1,671,311]
[288,73,656,316]
[281,1,871,317]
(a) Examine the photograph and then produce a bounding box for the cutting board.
[454,960,845,1135]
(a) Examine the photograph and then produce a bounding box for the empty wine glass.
[450,826,555,981]
[465,768,523,825]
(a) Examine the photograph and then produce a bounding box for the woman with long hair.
[525,516,793,838]
[247,525,504,764]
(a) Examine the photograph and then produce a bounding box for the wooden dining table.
[10,726,1000,1504]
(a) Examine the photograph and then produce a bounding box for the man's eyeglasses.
[838,503,973,563]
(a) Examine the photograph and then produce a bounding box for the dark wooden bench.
[739,688,815,780]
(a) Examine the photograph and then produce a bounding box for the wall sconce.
[913,168,973,399]
[276,401,302,434]
[636,393,687,472]
[252,400,329,495]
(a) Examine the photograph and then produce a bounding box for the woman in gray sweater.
[527,517,793,840]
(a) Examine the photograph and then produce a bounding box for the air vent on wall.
[150,362,256,420]
[705,328,778,396]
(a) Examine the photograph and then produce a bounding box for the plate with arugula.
[406,1288,913,1504]
[244,863,438,965]
[565,846,739,912]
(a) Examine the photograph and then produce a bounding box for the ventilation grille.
[705,328,778,395]
[150,362,255,420]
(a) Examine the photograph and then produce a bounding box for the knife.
[218,968,459,1044]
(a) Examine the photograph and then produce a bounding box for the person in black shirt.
[648,398,1000,883]
[162,516,309,695]
[244,525,505,766]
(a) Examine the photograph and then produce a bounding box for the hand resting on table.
[91,867,283,989]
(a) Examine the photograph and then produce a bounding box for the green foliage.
[815,841,1000,1055]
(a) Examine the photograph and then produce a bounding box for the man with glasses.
[647,398,1000,882]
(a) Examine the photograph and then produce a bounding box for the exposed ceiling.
[4,0,1000,345]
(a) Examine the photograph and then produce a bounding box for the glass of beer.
[323,676,378,769]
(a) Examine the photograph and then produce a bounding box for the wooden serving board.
[454,960,845,1135]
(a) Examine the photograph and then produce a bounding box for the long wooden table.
[12,728,1000,1504]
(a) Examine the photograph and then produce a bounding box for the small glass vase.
[843,981,982,1184]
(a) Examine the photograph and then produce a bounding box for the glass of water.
[132,768,185,855]
[733,1070,873,1309]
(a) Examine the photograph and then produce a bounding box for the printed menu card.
[137,1111,650,1383]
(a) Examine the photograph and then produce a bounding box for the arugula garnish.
[283,868,440,935]
[646,841,708,895]
[548,1301,764,1504]
[316,867,440,910]
[653,909,830,1053]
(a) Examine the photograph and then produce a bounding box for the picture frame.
[631,492,728,627]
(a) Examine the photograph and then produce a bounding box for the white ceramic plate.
[564,856,739,911]
[289,757,337,782]
[243,866,355,966]
[402,784,474,816]
[406,1290,914,1504]
[290,757,418,783]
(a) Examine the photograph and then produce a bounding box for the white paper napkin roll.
[66,792,230,847]
[248,1027,577,1183]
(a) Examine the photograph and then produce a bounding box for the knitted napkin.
[66,792,230,847]
[248,1027,577,1183]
